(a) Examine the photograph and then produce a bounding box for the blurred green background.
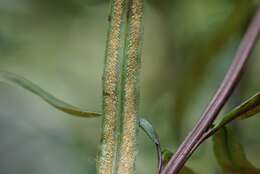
[0,0,260,173]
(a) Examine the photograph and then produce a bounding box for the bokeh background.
[0,0,260,173]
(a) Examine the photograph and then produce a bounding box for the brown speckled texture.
[117,0,143,173]
[99,0,125,173]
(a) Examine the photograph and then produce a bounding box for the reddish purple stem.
[162,6,260,174]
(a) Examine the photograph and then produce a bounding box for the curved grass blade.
[0,71,101,118]
[139,118,162,174]
[213,127,260,174]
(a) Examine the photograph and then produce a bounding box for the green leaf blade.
[0,71,101,118]
[220,92,260,126]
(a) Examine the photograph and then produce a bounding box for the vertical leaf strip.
[99,0,126,173]
[117,0,144,173]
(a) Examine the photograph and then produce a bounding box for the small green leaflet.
[161,149,173,167]
[139,118,163,173]
[207,92,260,137]
[218,92,260,128]
[180,167,196,174]
[161,149,195,174]
[139,118,160,145]
[0,71,101,118]
[213,127,260,174]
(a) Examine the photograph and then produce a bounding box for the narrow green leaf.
[161,149,195,174]
[211,92,260,134]
[196,92,260,150]
[213,127,260,174]
[0,71,101,118]
[223,92,260,121]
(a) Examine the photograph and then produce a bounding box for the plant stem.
[117,0,144,173]
[99,0,126,173]
[99,0,143,173]
[162,6,260,174]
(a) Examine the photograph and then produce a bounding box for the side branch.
[162,6,260,174]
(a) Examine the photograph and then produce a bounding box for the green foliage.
[161,149,173,167]
[220,92,260,122]
[139,117,162,173]
[30,0,86,15]
[0,0,259,173]
[139,117,160,145]
[5,67,259,174]
[169,0,256,140]
[0,71,157,134]
[0,71,101,118]
[211,92,260,173]
[180,167,196,174]
[210,92,260,136]
[213,127,260,173]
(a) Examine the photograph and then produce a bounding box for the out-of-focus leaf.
[161,149,195,174]
[170,0,255,140]
[180,167,195,174]
[161,149,173,167]
[0,71,101,118]
[213,127,260,174]
[30,0,85,15]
